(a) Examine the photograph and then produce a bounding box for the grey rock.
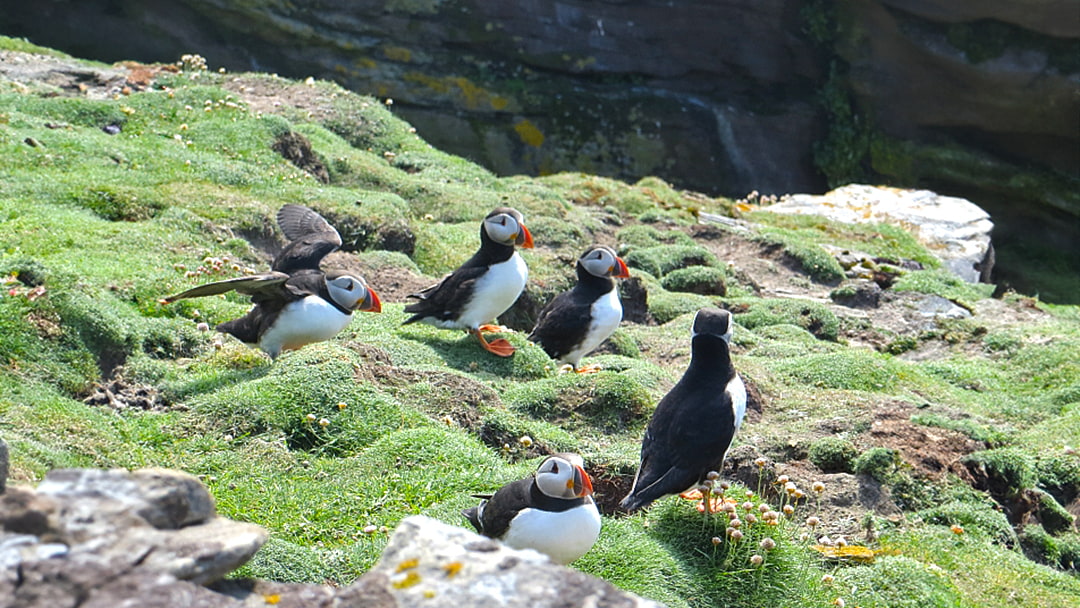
[0,469,662,608]
[0,468,267,608]
[763,185,994,284]
[348,516,663,608]
[141,516,268,585]
[36,467,216,538]
[81,577,244,608]
[831,280,884,309]
[916,295,972,320]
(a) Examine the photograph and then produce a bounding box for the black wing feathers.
[272,204,342,273]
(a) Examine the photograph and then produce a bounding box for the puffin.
[402,207,533,357]
[462,452,601,565]
[161,204,381,359]
[528,245,630,372]
[619,308,747,513]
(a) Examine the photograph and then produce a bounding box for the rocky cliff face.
[1,0,1076,300]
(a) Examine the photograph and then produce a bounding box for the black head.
[691,308,734,344]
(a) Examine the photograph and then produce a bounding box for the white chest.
[500,501,602,565]
[728,373,748,432]
[456,253,528,329]
[562,288,622,366]
[258,296,352,357]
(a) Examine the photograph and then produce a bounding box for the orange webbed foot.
[472,328,515,357]
[481,337,516,357]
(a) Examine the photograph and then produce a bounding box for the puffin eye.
[550,462,560,474]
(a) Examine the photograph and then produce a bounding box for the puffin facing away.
[463,453,601,565]
[620,308,747,512]
[403,207,533,357]
[161,204,381,358]
[528,245,630,372]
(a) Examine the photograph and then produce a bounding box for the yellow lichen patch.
[423,590,436,598]
[392,571,422,589]
[354,57,378,70]
[396,558,420,572]
[514,119,545,148]
[442,561,464,578]
[401,72,511,111]
[812,544,879,563]
[383,46,413,62]
[449,77,491,109]
[262,594,281,605]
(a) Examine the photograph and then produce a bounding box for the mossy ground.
[1,39,1079,607]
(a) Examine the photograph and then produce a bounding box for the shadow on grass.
[400,329,551,380]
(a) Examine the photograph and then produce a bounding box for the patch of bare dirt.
[272,131,329,183]
[220,75,349,124]
[590,464,637,516]
[322,251,431,306]
[83,375,173,411]
[864,401,983,481]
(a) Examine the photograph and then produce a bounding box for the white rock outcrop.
[761,185,995,283]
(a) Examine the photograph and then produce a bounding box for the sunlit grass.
[0,41,1078,608]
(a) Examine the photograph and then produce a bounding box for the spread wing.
[272,204,342,273]
[161,272,291,303]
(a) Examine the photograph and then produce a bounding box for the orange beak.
[569,464,594,498]
[516,223,534,249]
[359,287,382,313]
[611,256,630,278]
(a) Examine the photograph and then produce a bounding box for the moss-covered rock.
[1020,525,1080,571]
[808,437,858,473]
[1036,455,1080,506]
[837,556,966,608]
[1035,490,1076,535]
[503,367,657,434]
[854,447,900,482]
[962,448,1038,498]
[622,245,718,278]
[918,499,1018,546]
[771,351,904,392]
[728,298,840,341]
[661,266,727,296]
[189,344,429,455]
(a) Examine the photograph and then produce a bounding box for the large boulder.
[761,185,995,283]
[351,516,662,608]
[0,467,662,607]
[0,468,266,606]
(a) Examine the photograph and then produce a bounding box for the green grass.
[1,41,1079,608]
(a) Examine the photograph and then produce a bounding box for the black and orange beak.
[359,287,382,313]
[568,464,594,498]
[610,256,631,278]
[516,223,534,248]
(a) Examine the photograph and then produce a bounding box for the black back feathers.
[620,308,746,512]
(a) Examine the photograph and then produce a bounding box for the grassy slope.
[1,39,1078,607]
